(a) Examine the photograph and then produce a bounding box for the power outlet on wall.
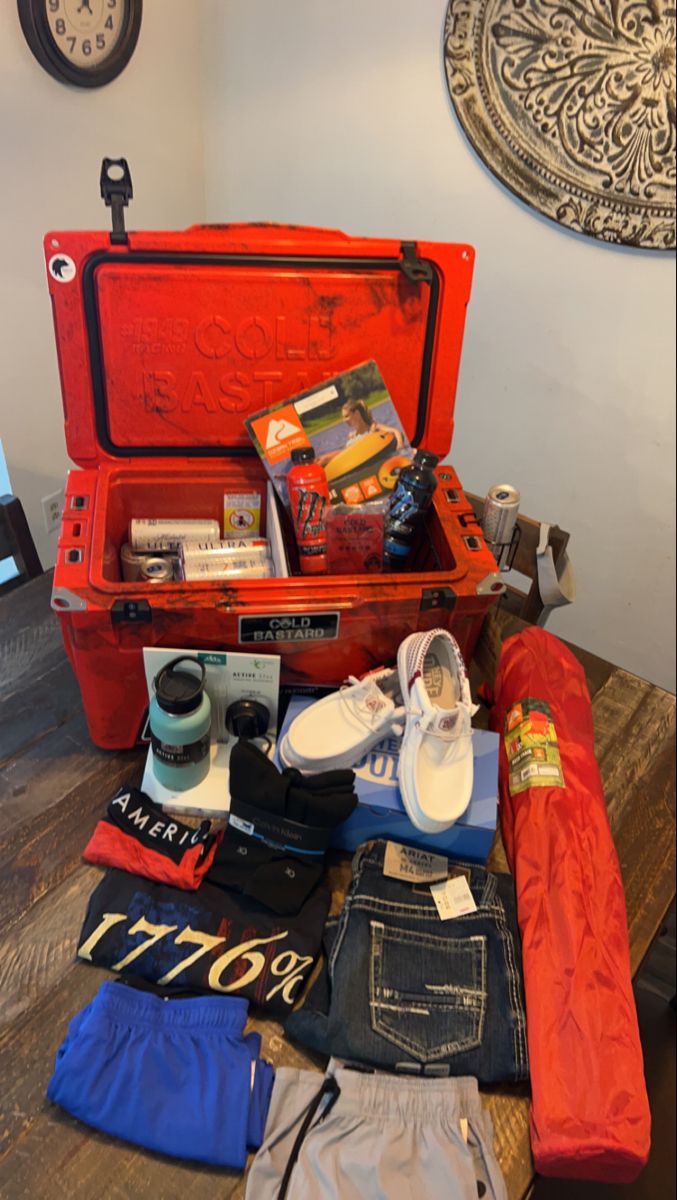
[42,488,65,534]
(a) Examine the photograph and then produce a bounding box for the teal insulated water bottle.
[149,656,211,791]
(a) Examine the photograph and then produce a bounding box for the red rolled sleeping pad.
[490,627,651,1182]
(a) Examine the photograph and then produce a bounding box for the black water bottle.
[383,450,439,570]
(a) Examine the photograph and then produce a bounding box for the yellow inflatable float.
[324,430,398,485]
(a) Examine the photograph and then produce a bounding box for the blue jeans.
[286,840,528,1084]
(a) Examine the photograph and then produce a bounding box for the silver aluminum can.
[193,538,268,551]
[130,518,220,552]
[482,484,520,546]
[140,557,174,583]
[120,542,145,581]
[121,543,178,581]
[181,539,271,570]
[182,557,274,582]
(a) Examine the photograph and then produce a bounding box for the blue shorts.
[47,981,274,1168]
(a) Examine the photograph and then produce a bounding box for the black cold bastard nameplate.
[238,612,340,644]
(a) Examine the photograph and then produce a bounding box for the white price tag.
[430,875,478,921]
[383,842,448,884]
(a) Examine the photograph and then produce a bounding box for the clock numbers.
[46,0,124,70]
[19,0,141,87]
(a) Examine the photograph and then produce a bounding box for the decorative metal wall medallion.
[444,0,676,249]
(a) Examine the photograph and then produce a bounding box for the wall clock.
[18,0,142,88]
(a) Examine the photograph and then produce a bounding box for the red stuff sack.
[491,627,650,1182]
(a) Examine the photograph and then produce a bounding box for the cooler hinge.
[399,242,434,284]
[100,157,133,245]
[111,598,152,625]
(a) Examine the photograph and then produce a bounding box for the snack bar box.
[46,163,504,749]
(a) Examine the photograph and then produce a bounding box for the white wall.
[200,0,676,690]
[0,0,205,569]
[2,0,674,690]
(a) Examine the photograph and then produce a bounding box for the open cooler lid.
[45,159,475,469]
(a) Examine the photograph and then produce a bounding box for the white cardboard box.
[142,644,280,817]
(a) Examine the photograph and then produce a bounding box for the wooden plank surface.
[0,574,674,1200]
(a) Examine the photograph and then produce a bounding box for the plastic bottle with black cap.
[287,446,330,575]
[149,656,212,791]
[383,449,440,570]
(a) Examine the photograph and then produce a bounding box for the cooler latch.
[420,586,456,613]
[399,242,434,284]
[100,157,133,245]
[111,598,151,625]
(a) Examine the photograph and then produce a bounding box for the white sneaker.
[279,669,404,772]
[397,629,477,833]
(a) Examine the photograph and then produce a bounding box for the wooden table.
[0,572,674,1199]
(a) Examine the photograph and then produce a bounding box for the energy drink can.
[140,557,174,583]
[482,485,521,547]
[180,540,271,578]
[182,557,274,582]
[130,518,220,552]
[181,539,269,563]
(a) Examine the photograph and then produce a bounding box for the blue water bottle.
[149,656,212,791]
[384,450,439,569]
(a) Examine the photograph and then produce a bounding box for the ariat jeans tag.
[383,842,448,884]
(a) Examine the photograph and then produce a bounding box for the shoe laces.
[405,702,475,742]
[341,676,406,734]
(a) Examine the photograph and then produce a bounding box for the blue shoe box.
[276,696,499,863]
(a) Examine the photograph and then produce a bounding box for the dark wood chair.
[0,494,43,594]
[465,492,572,625]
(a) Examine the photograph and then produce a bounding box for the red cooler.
[46,160,503,749]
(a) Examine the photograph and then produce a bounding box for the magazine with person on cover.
[244,360,414,510]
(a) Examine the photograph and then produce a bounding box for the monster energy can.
[482,484,521,549]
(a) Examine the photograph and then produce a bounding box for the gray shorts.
[245,1061,507,1199]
